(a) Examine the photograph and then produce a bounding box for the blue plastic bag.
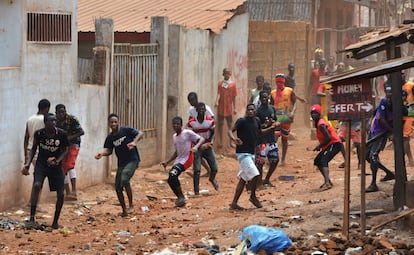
[240,225,292,254]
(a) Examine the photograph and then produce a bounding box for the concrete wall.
[0,1,21,66]
[0,0,110,210]
[248,20,312,128]
[165,14,249,154]
[213,14,249,119]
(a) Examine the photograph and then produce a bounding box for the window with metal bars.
[27,13,72,43]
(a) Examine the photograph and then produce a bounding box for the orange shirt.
[271,87,293,111]
[217,80,237,117]
[402,81,414,103]
[310,69,321,96]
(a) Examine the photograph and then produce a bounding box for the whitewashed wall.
[213,14,249,119]
[0,0,109,210]
[164,14,249,155]
[169,13,249,121]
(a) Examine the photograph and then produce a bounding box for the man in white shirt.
[187,92,214,118]
[161,117,205,207]
[24,99,51,168]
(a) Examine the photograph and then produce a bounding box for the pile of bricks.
[283,232,414,255]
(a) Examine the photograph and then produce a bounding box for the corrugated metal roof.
[340,24,414,53]
[246,0,311,21]
[78,0,246,34]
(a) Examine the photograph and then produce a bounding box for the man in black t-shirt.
[255,91,280,187]
[228,104,278,210]
[95,113,143,217]
[285,63,306,103]
[22,113,69,230]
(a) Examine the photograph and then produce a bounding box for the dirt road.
[0,126,413,254]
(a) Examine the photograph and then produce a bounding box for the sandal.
[229,204,247,211]
[118,211,128,217]
[175,197,186,208]
[365,184,379,193]
[380,174,395,182]
[320,183,333,191]
[249,197,263,208]
[51,223,63,229]
[23,220,36,230]
[210,179,220,191]
[263,181,275,187]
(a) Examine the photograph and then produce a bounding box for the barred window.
[27,13,72,43]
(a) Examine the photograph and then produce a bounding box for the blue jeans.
[193,147,218,193]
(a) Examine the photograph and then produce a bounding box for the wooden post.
[360,119,367,234]
[385,44,407,209]
[343,120,351,238]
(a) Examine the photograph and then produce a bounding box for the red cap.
[310,104,322,114]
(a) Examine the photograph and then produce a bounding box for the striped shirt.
[187,116,215,144]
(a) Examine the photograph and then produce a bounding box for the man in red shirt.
[215,68,238,149]
[309,58,326,104]
[310,104,342,191]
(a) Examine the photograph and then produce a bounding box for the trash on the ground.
[146,195,158,201]
[309,199,322,204]
[239,225,292,254]
[117,244,126,251]
[141,206,149,213]
[59,227,74,235]
[344,247,362,255]
[289,215,303,221]
[349,208,384,216]
[280,222,290,228]
[278,175,294,181]
[0,218,20,230]
[147,240,156,245]
[182,239,193,248]
[74,210,83,216]
[287,200,302,207]
[14,210,24,215]
[265,215,283,219]
[204,244,220,255]
[200,189,209,195]
[118,230,131,236]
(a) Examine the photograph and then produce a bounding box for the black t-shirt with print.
[104,126,141,167]
[34,128,69,169]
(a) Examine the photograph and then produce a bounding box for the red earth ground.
[0,126,413,254]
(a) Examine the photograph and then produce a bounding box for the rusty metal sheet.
[78,0,246,34]
[339,24,414,53]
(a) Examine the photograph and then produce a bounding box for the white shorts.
[236,153,260,182]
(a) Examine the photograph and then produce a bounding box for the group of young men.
[22,100,84,229]
[310,71,414,194]
[23,64,411,228]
